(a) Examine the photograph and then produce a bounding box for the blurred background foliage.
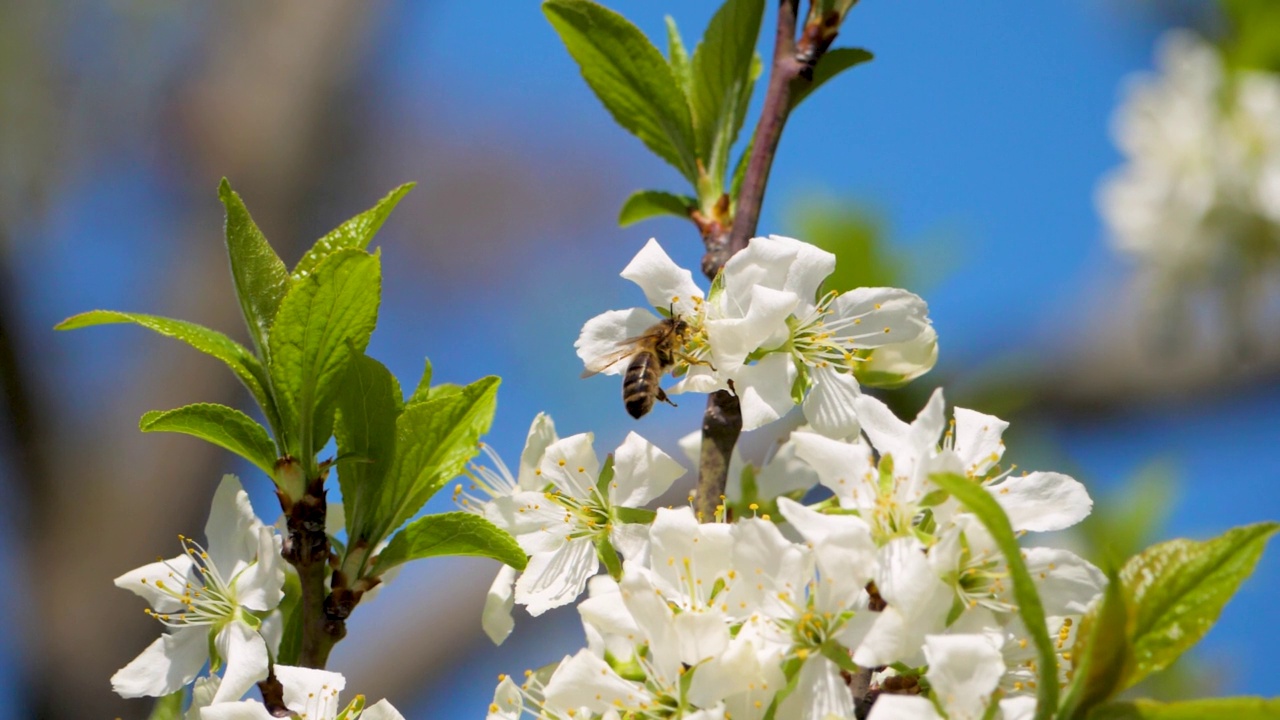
[0,1,1277,718]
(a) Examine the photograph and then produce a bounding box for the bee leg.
[675,352,717,373]
[656,387,678,408]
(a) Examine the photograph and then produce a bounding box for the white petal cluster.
[198,666,404,720]
[488,393,1104,719]
[111,475,285,705]
[576,236,936,436]
[461,414,687,641]
[1099,30,1280,317]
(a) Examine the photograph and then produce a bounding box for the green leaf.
[54,310,279,428]
[147,690,184,720]
[618,189,696,227]
[729,135,755,205]
[666,16,693,98]
[140,404,278,478]
[218,179,290,358]
[929,472,1058,720]
[373,511,526,573]
[790,48,873,111]
[1088,698,1280,720]
[690,0,765,190]
[544,0,698,182]
[407,358,433,405]
[359,376,501,552]
[1118,521,1279,692]
[334,353,403,549]
[292,183,415,281]
[268,248,381,464]
[1060,567,1129,720]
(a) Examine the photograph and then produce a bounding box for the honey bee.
[581,315,696,419]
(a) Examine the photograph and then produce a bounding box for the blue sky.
[19,1,1277,716]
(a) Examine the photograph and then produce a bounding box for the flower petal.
[515,537,598,616]
[543,649,653,714]
[361,699,407,720]
[859,324,938,386]
[211,622,270,705]
[706,285,799,372]
[199,701,276,720]
[803,365,863,439]
[776,498,875,602]
[611,432,686,507]
[775,658,855,720]
[790,430,877,509]
[1025,547,1106,616]
[953,407,1008,477]
[924,634,1005,720]
[620,238,704,316]
[539,433,601,498]
[111,627,208,699]
[483,565,518,645]
[733,353,796,431]
[232,526,284,612]
[487,676,524,720]
[275,664,346,716]
[204,475,263,580]
[517,413,559,490]
[853,387,945,471]
[988,471,1092,532]
[576,308,663,376]
[485,490,570,555]
[114,554,197,614]
[723,235,835,307]
[831,287,929,348]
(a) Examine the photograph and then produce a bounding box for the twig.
[280,463,345,667]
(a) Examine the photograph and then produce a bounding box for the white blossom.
[111,475,283,704]
[200,666,403,720]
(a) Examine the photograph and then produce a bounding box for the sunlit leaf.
[1088,697,1280,720]
[544,0,698,182]
[1118,522,1279,691]
[292,183,415,281]
[140,404,278,478]
[268,248,381,463]
[54,310,278,429]
[618,189,696,227]
[374,511,526,573]
[335,353,403,553]
[218,179,290,359]
[690,0,765,188]
[790,47,873,110]
[358,376,501,551]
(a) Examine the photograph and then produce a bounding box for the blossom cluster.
[475,236,1103,720]
[576,236,937,438]
[1099,30,1280,318]
[111,475,404,720]
[478,394,1099,719]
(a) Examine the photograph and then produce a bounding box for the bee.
[581,315,697,419]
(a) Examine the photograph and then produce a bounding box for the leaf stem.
[696,0,837,522]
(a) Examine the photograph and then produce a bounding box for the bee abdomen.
[623,352,660,419]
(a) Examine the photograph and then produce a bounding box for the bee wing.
[580,342,640,378]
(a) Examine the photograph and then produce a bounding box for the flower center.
[141,535,238,629]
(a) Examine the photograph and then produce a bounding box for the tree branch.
[698,0,841,521]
